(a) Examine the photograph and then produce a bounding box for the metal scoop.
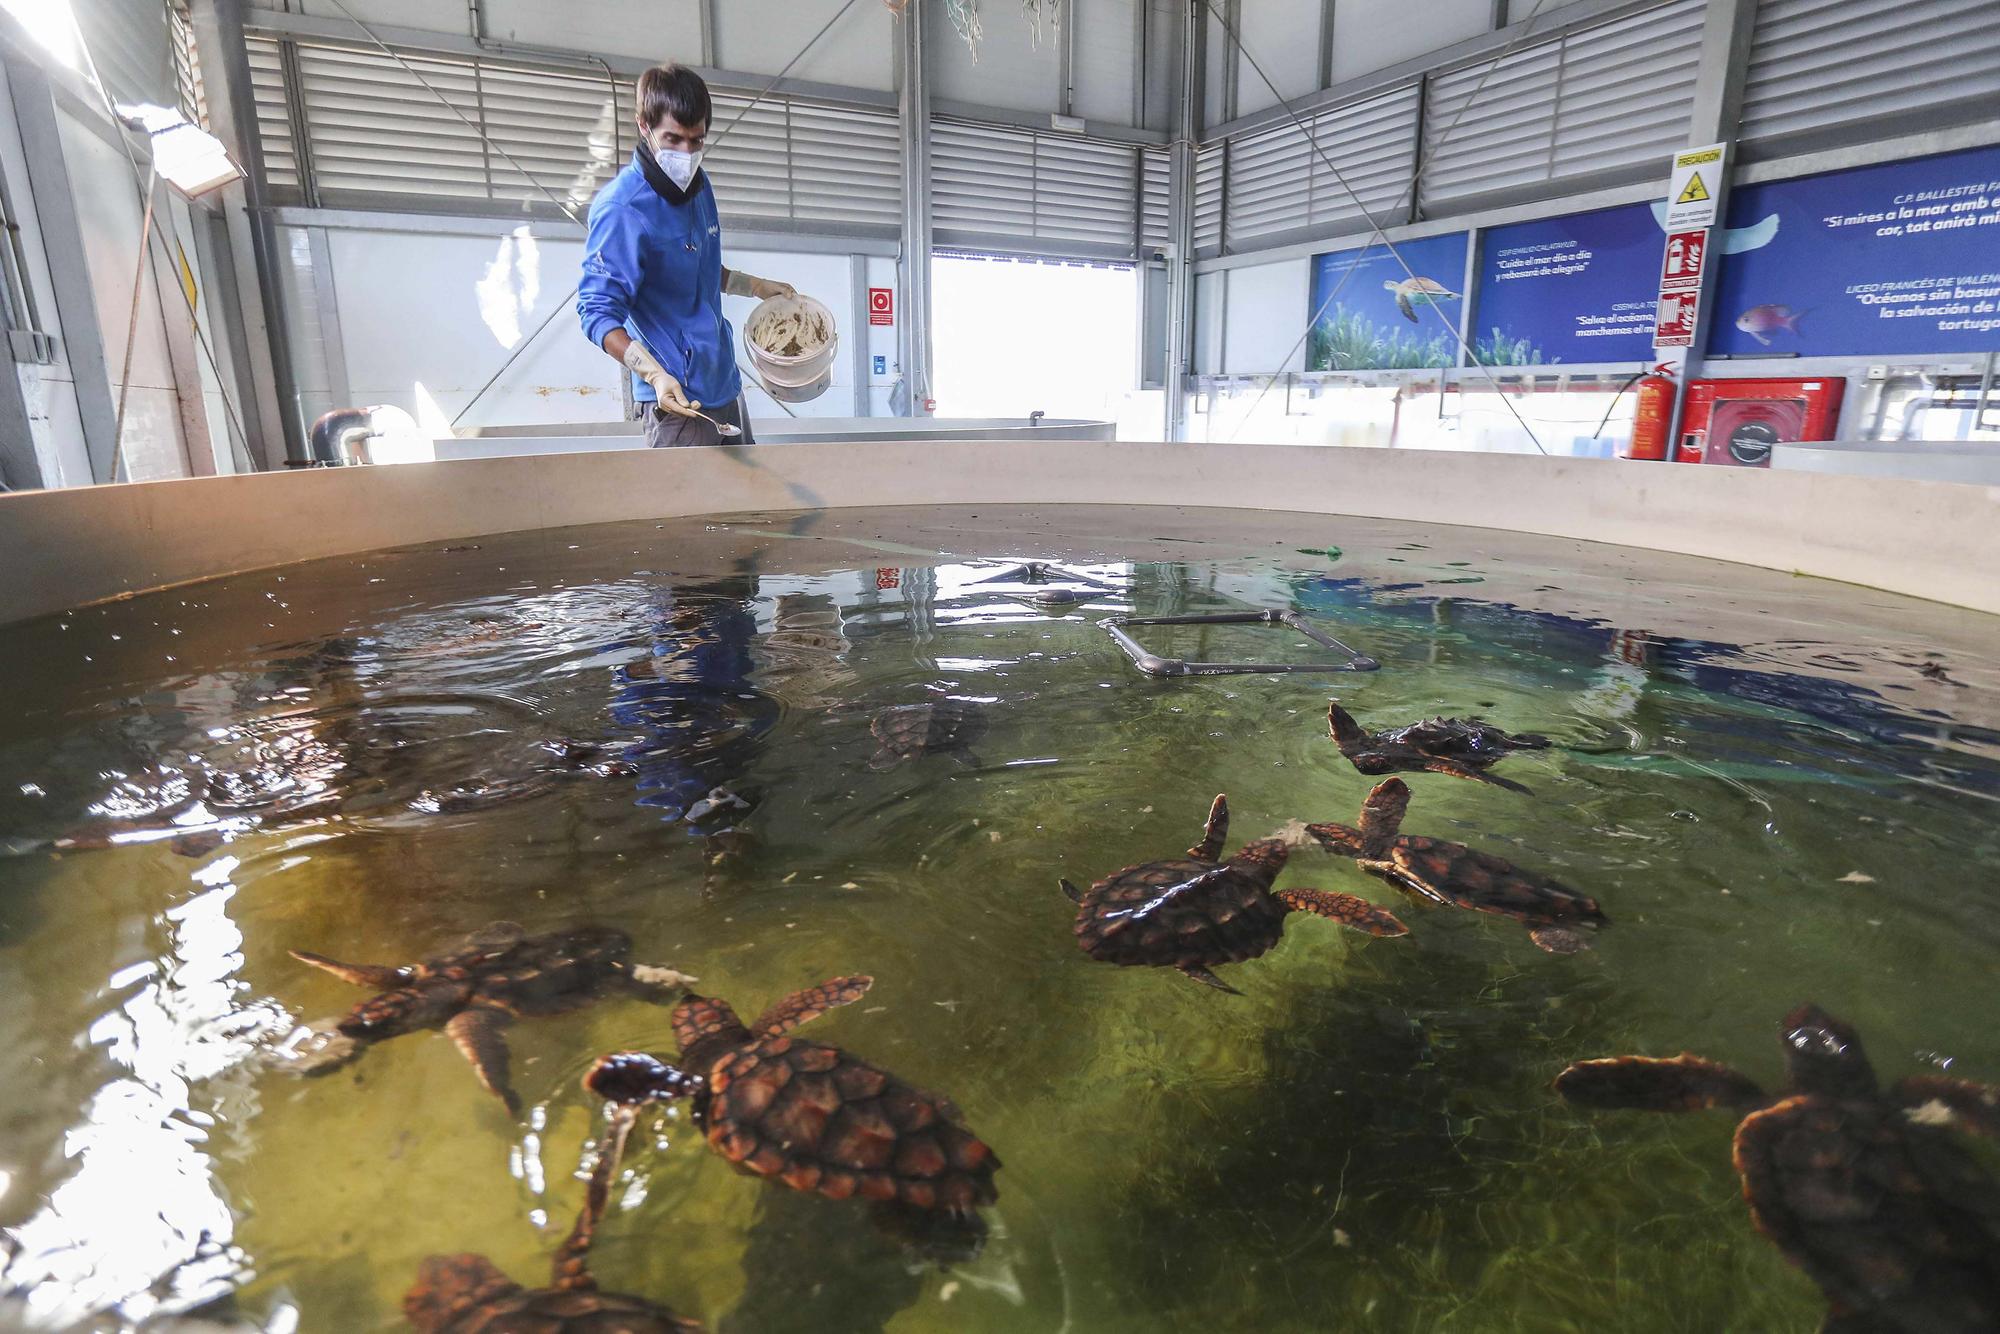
[654,403,741,438]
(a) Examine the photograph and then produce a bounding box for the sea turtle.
[584,976,1000,1250]
[1062,794,1408,993]
[1305,778,1605,954]
[404,1107,702,1333]
[1383,275,1461,323]
[867,699,988,771]
[283,922,695,1115]
[1327,701,1549,793]
[1554,1004,2000,1332]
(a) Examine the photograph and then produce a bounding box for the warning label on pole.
[868,287,895,326]
[1664,143,1726,230]
[1653,287,1701,348]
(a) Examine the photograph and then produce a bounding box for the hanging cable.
[1203,0,1555,455]
[446,0,871,428]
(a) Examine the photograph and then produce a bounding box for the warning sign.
[1664,142,1725,230]
[1653,288,1701,348]
[868,287,894,326]
[1659,228,1707,291]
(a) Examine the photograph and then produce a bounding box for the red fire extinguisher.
[1623,368,1676,461]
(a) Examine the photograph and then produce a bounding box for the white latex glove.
[724,269,796,301]
[620,337,699,418]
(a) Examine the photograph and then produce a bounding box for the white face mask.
[655,147,702,191]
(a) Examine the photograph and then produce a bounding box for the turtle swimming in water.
[867,698,988,771]
[404,1107,702,1333]
[1306,778,1605,954]
[1327,701,1549,793]
[1382,275,1461,323]
[283,922,695,1116]
[1555,1004,2000,1332]
[1062,794,1408,993]
[585,976,1000,1257]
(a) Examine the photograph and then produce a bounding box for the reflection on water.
[0,506,1996,1330]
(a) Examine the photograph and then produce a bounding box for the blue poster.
[1471,203,1658,365]
[1307,233,1469,370]
[1710,144,2000,357]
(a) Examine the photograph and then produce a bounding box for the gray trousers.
[639,396,754,447]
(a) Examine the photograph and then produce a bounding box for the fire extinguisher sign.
[1653,289,1701,348]
[868,288,894,326]
[1659,229,1707,290]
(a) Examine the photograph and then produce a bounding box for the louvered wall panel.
[1225,85,1419,251]
[1140,148,1170,253]
[1306,84,1420,235]
[1035,136,1139,249]
[477,62,624,212]
[169,0,207,128]
[1419,0,1701,213]
[705,91,794,221]
[296,44,487,201]
[1193,143,1224,257]
[933,120,1143,257]
[790,103,902,230]
[244,36,298,195]
[1740,0,2000,145]
[1548,3,1701,178]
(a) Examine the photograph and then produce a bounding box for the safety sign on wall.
[1664,143,1726,231]
[1653,288,1701,347]
[1659,229,1707,291]
[868,287,895,326]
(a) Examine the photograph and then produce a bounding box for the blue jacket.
[577,149,743,408]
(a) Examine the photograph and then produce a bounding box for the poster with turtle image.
[1306,232,1469,371]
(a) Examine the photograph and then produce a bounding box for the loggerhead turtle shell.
[1073,858,1289,970]
[699,1035,999,1214]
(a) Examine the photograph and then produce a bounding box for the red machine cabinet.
[1672,377,1845,467]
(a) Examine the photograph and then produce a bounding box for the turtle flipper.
[867,746,904,772]
[1177,963,1242,995]
[1301,821,1365,857]
[289,949,413,989]
[1426,759,1533,795]
[1891,1074,2000,1138]
[552,1106,634,1291]
[1326,701,1369,757]
[1187,794,1229,861]
[1553,1052,1769,1112]
[445,1007,521,1116]
[1358,857,1449,906]
[1357,779,1411,856]
[404,1254,523,1332]
[1527,925,1588,954]
[1276,888,1408,937]
[752,975,875,1037]
[585,1051,703,1106]
[1060,878,1084,904]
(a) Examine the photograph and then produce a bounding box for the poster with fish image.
[1709,142,2000,358]
[1470,203,1660,366]
[1307,232,1469,371]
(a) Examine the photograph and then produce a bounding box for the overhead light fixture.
[114,102,242,196]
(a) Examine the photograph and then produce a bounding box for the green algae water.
[1,503,1997,1332]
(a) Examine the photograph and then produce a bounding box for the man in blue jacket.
[578,64,794,446]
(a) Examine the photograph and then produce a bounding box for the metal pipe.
[1163,0,1200,441]
[896,0,933,416]
[110,165,159,483]
[1976,349,1996,432]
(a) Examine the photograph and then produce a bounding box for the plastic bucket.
[744,294,838,404]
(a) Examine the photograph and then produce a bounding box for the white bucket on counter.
[744,293,838,404]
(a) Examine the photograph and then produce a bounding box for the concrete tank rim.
[0,439,1994,626]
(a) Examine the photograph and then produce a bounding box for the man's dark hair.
[637,63,712,131]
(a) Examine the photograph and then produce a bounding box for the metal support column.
[195,0,305,468]
[7,59,119,483]
[1663,0,1760,453]
[895,0,932,417]
[1163,0,1201,442]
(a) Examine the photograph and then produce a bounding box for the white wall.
[269,217,890,433]
[1328,0,1493,85]
[1221,258,1309,373]
[715,0,898,92]
[1234,0,1320,115]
